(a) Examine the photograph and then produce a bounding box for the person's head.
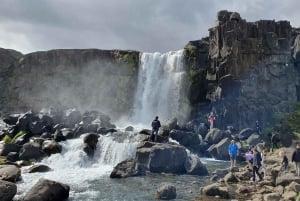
[252,148,257,153]
[296,144,300,149]
[155,116,159,120]
[231,139,235,144]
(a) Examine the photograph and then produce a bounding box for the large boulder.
[169,129,201,147]
[110,158,138,178]
[0,143,21,156]
[19,142,46,161]
[0,180,17,201]
[184,154,208,175]
[238,128,254,140]
[83,133,99,157]
[23,178,70,201]
[155,182,176,200]
[42,140,62,156]
[202,183,229,199]
[0,165,21,182]
[204,128,226,145]
[135,142,193,174]
[207,138,231,160]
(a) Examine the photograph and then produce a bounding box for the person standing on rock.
[228,139,239,168]
[208,112,215,130]
[150,116,161,142]
[292,144,300,177]
[252,148,263,183]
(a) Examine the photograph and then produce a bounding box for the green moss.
[19,57,25,64]
[0,157,6,165]
[10,130,25,144]
[122,52,139,74]
[2,135,12,143]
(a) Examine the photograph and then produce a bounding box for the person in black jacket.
[252,148,263,182]
[292,144,300,177]
[150,116,161,142]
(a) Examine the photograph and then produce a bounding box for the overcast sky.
[0,0,299,54]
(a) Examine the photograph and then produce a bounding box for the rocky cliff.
[184,10,300,130]
[1,10,300,130]
[0,49,139,119]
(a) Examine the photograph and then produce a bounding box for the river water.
[14,133,229,201]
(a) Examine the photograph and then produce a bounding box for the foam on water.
[15,134,139,200]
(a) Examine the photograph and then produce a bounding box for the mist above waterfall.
[131,50,187,125]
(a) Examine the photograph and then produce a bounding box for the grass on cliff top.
[272,103,300,145]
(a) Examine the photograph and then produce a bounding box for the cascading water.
[15,133,140,200]
[131,50,187,125]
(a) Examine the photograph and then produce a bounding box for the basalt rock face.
[0,49,139,119]
[184,10,299,129]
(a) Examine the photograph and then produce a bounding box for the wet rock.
[19,142,46,161]
[207,137,230,160]
[204,128,226,145]
[238,128,254,141]
[83,133,99,157]
[202,183,229,199]
[23,178,69,201]
[125,126,134,132]
[27,164,51,173]
[0,143,21,156]
[0,165,21,182]
[155,182,176,200]
[0,180,17,201]
[42,140,62,156]
[6,152,19,162]
[184,154,208,175]
[110,158,138,178]
[169,129,200,146]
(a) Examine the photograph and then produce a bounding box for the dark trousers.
[150,129,158,142]
[253,166,263,182]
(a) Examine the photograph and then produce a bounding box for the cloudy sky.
[0,0,299,54]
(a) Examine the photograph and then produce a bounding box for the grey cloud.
[0,0,299,54]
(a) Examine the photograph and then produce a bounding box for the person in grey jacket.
[292,144,300,177]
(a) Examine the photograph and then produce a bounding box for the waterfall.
[131,50,186,125]
[15,133,139,200]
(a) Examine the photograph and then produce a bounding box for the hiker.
[228,139,239,168]
[260,149,267,178]
[244,150,254,168]
[279,150,288,172]
[252,148,263,182]
[270,132,280,152]
[292,144,300,177]
[150,116,161,142]
[208,112,215,130]
[256,120,262,134]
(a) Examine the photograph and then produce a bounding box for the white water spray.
[15,133,139,200]
[131,50,186,125]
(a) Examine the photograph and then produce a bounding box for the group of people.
[229,140,300,184]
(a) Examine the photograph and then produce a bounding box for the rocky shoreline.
[0,108,300,200]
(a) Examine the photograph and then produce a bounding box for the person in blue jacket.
[228,139,239,167]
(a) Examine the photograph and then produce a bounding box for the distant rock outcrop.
[184,10,299,130]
